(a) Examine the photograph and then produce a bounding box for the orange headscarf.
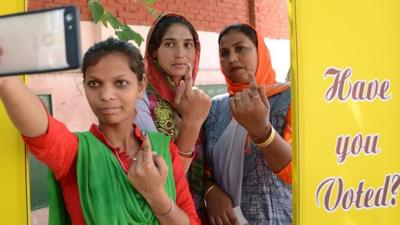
[144,14,201,107]
[220,24,289,97]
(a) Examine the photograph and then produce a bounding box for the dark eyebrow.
[232,41,245,46]
[219,41,245,51]
[85,74,127,81]
[162,38,194,42]
[84,75,98,80]
[113,74,129,79]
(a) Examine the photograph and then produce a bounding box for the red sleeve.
[277,161,292,184]
[178,152,194,173]
[169,142,200,225]
[22,114,78,180]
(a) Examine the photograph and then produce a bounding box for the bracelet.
[154,198,174,219]
[255,126,276,148]
[178,147,195,157]
[203,184,216,208]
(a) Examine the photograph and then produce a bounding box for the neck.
[98,120,138,156]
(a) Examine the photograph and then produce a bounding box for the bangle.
[178,147,195,157]
[154,198,174,219]
[204,184,216,199]
[255,126,276,148]
[203,184,216,208]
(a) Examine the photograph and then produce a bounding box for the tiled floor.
[31,207,48,225]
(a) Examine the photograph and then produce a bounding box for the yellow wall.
[291,0,400,225]
[0,1,29,224]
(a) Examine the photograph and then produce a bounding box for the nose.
[100,85,116,101]
[228,52,239,63]
[174,44,185,58]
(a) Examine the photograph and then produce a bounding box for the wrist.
[145,190,171,213]
[203,184,216,208]
[250,123,272,143]
[178,147,195,157]
[254,125,276,148]
[180,118,203,130]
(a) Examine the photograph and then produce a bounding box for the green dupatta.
[48,131,176,225]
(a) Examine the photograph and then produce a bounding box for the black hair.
[218,24,258,47]
[82,37,144,81]
[147,14,199,56]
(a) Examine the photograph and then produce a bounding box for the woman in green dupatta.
[0,38,200,225]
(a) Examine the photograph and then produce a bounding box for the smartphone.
[0,6,81,76]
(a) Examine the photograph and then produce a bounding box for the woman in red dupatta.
[134,13,211,218]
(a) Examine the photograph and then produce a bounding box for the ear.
[137,75,148,99]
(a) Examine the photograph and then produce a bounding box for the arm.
[0,77,48,137]
[250,104,292,176]
[203,173,239,225]
[174,65,211,158]
[174,119,201,171]
[167,141,201,225]
[0,77,78,179]
[230,73,291,173]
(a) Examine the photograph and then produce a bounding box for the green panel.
[29,94,52,210]
[197,84,227,98]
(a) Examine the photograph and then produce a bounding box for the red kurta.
[23,114,200,225]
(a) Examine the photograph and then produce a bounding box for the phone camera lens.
[66,13,74,22]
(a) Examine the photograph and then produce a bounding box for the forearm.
[251,127,291,172]
[175,119,201,154]
[0,77,48,137]
[146,191,190,225]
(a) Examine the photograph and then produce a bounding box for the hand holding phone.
[0,6,81,76]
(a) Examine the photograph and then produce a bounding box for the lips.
[98,106,122,115]
[230,66,245,74]
[171,63,189,70]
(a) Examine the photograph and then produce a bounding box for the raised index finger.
[248,71,258,97]
[141,133,154,165]
[184,63,193,98]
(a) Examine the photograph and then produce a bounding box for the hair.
[147,14,198,55]
[218,24,258,47]
[81,37,144,81]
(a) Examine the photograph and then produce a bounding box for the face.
[84,52,146,126]
[153,23,196,84]
[219,30,258,84]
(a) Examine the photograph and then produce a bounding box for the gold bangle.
[154,198,174,219]
[255,126,276,148]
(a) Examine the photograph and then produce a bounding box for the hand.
[230,72,271,141]
[174,64,211,126]
[127,134,169,201]
[205,185,239,225]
